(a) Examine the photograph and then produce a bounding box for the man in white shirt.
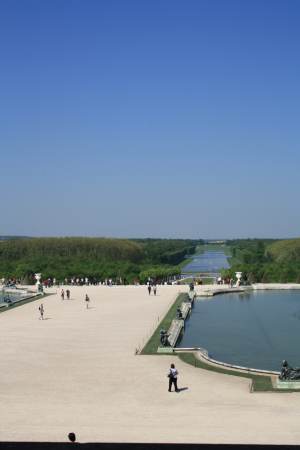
[168,363,179,392]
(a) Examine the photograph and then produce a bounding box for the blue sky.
[1,0,300,238]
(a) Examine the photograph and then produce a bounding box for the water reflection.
[237,292,251,301]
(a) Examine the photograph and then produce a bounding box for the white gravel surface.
[1,285,300,444]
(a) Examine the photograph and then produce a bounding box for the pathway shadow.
[177,387,189,392]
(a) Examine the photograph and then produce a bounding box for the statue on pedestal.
[160,329,170,347]
[279,360,300,381]
[176,308,183,320]
[235,272,242,287]
[34,273,44,294]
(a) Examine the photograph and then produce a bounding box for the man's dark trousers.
[169,377,178,392]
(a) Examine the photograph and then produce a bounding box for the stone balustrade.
[167,319,184,347]
[180,302,191,319]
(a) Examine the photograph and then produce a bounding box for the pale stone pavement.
[1,285,300,444]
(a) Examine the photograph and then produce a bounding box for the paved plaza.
[1,285,300,444]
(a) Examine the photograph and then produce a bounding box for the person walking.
[168,363,179,392]
[66,289,70,300]
[85,294,90,309]
[61,289,65,300]
[153,285,157,296]
[147,283,151,295]
[39,303,44,320]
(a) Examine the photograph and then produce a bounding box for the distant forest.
[222,238,300,283]
[3,236,300,284]
[0,237,202,283]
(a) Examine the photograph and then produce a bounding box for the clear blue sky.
[1,0,299,239]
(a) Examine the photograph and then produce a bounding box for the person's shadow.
[177,387,189,392]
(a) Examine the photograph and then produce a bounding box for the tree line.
[0,237,202,283]
[222,238,300,283]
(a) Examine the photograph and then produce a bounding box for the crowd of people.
[1,278,21,287]
[1,275,180,288]
[42,276,175,287]
[43,277,109,287]
[217,276,235,286]
[1,275,238,289]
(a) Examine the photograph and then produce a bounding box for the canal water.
[178,290,300,372]
[181,247,230,275]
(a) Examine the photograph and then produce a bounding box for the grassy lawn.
[141,292,189,354]
[178,352,275,392]
[179,352,300,392]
